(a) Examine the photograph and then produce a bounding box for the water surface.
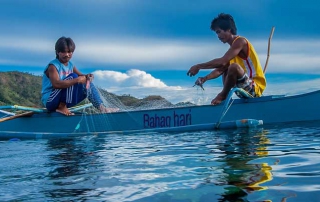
[1,122,320,202]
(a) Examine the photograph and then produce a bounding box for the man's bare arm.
[187,38,246,76]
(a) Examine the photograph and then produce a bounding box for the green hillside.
[0,71,42,107]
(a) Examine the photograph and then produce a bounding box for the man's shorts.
[235,73,256,98]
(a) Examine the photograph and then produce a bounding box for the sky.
[0,0,320,104]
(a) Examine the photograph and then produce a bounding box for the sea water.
[0,121,320,202]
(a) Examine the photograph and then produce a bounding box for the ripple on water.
[0,122,320,201]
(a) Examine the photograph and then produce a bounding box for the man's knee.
[228,63,244,77]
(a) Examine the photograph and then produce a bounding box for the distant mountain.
[0,71,192,108]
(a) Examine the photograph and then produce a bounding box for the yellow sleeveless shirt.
[229,36,266,96]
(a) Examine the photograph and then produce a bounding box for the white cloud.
[74,38,320,74]
[75,38,221,66]
[92,69,174,88]
[0,36,52,52]
[91,69,191,104]
[0,35,320,74]
[0,58,22,65]
[253,39,320,74]
[94,70,129,83]
[266,54,320,73]
[265,78,320,96]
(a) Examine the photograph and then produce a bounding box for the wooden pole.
[0,111,34,123]
[263,26,275,73]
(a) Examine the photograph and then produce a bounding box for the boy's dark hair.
[55,37,76,59]
[210,13,237,35]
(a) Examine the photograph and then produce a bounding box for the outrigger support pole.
[215,88,253,129]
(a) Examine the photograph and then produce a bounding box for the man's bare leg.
[211,63,244,105]
[56,102,74,116]
[211,93,228,105]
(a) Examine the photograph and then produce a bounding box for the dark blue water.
[1,122,320,202]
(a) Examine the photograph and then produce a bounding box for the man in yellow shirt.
[187,13,266,105]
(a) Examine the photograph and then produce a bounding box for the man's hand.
[197,77,207,84]
[193,77,206,90]
[187,65,201,77]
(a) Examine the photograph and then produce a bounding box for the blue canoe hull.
[0,90,320,139]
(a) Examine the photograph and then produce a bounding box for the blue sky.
[1,0,320,104]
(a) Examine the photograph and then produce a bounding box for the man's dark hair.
[210,13,237,35]
[55,37,76,59]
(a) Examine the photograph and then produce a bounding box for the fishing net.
[83,86,197,114]
[63,85,200,133]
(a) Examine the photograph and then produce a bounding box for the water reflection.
[130,128,278,202]
[43,137,103,200]
[213,128,274,201]
[2,122,318,201]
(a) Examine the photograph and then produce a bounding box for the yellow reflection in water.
[245,132,273,192]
